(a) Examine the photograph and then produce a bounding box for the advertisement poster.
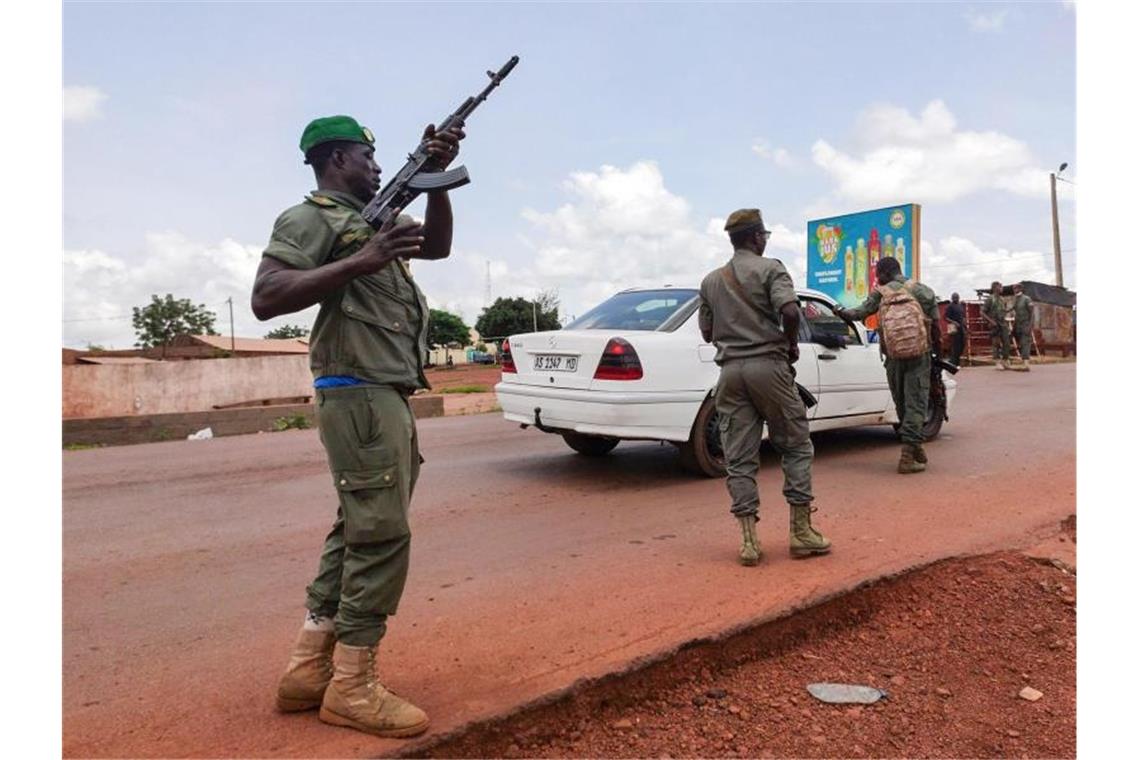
[806,204,922,310]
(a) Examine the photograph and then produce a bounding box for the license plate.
[534,354,578,372]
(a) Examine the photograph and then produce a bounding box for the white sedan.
[494,286,957,477]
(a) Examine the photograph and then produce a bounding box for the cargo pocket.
[334,464,409,545]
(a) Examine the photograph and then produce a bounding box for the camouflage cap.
[724,208,766,234]
[299,115,375,157]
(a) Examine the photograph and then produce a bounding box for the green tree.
[131,294,218,356]
[475,291,561,340]
[428,309,471,364]
[265,324,310,339]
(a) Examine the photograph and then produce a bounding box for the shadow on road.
[495,426,903,490]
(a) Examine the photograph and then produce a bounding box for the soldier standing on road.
[945,292,967,367]
[1012,283,1035,369]
[838,256,941,474]
[251,114,465,739]
[983,281,1012,370]
[698,208,831,567]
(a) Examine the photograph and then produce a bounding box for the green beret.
[724,208,766,234]
[299,115,375,157]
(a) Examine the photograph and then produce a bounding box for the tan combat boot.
[898,444,926,474]
[276,627,335,712]
[319,643,430,738]
[789,505,831,558]
[913,443,928,465]
[737,515,761,566]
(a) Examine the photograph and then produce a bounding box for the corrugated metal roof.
[182,335,310,353]
[77,356,160,365]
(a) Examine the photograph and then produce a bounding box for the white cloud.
[964,8,1008,32]
[423,161,807,324]
[811,100,1074,205]
[64,85,107,122]
[918,235,1071,300]
[751,139,794,167]
[63,232,313,348]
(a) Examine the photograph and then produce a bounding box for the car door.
[800,296,890,419]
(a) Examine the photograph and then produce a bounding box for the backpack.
[877,281,929,360]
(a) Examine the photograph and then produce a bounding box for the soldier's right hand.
[354,219,425,274]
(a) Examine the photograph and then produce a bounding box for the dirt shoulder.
[416,520,1076,759]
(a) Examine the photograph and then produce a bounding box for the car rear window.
[564,289,699,331]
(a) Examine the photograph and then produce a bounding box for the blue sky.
[63,1,1075,347]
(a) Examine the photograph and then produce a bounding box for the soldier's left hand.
[422,121,466,169]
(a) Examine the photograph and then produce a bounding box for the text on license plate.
[534,354,578,372]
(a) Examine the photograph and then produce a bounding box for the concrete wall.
[63,355,313,419]
[62,396,444,447]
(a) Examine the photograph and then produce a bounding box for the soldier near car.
[251,114,464,739]
[698,208,830,567]
[1012,283,1035,368]
[838,256,941,474]
[983,280,1012,369]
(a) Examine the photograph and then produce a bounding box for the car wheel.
[679,397,726,478]
[921,393,946,440]
[891,394,947,440]
[561,432,619,457]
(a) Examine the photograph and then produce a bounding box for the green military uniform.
[1012,292,1034,360]
[847,275,939,446]
[698,248,812,519]
[984,291,1011,362]
[264,187,430,648]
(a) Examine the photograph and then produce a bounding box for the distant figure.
[1012,283,1035,369]
[839,256,940,474]
[945,292,967,367]
[983,281,1012,370]
[698,208,830,567]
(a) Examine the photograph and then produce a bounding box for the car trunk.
[504,330,616,390]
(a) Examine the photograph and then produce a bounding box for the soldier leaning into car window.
[698,208,831,567]
[838,256,940,474]
[250,114,464,739]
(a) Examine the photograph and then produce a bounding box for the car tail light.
[593,337,643,381]
[501,338,516,373]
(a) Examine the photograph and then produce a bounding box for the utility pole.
[1050,172,1063,288]
[532,300,538,332]
[226,296,235,352]
[484,261,492,308]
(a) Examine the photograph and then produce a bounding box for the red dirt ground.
[418,522,1076,759]
[422,363,503,393]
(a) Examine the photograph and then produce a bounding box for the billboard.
[806,204,922,309]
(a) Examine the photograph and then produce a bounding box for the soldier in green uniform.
[698,208,830,567]
[838,257,940,474]
[983,280,1012,370]
[251,114,464,738]
[1011,283,1035,368]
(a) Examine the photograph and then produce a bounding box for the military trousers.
[885,354,931,445]
[305,385,421,647]
[949,326,966,367]
[991,324,1011,361]
[1015,325,1032,360]
[714,356,814,518]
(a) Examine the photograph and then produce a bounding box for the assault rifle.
[361,55,520,230]
[932,355,959,375]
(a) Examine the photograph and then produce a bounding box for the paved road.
[63,364,1075,758]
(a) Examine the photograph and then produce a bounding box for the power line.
[63,298,236,324]
[920,251,1051,270]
